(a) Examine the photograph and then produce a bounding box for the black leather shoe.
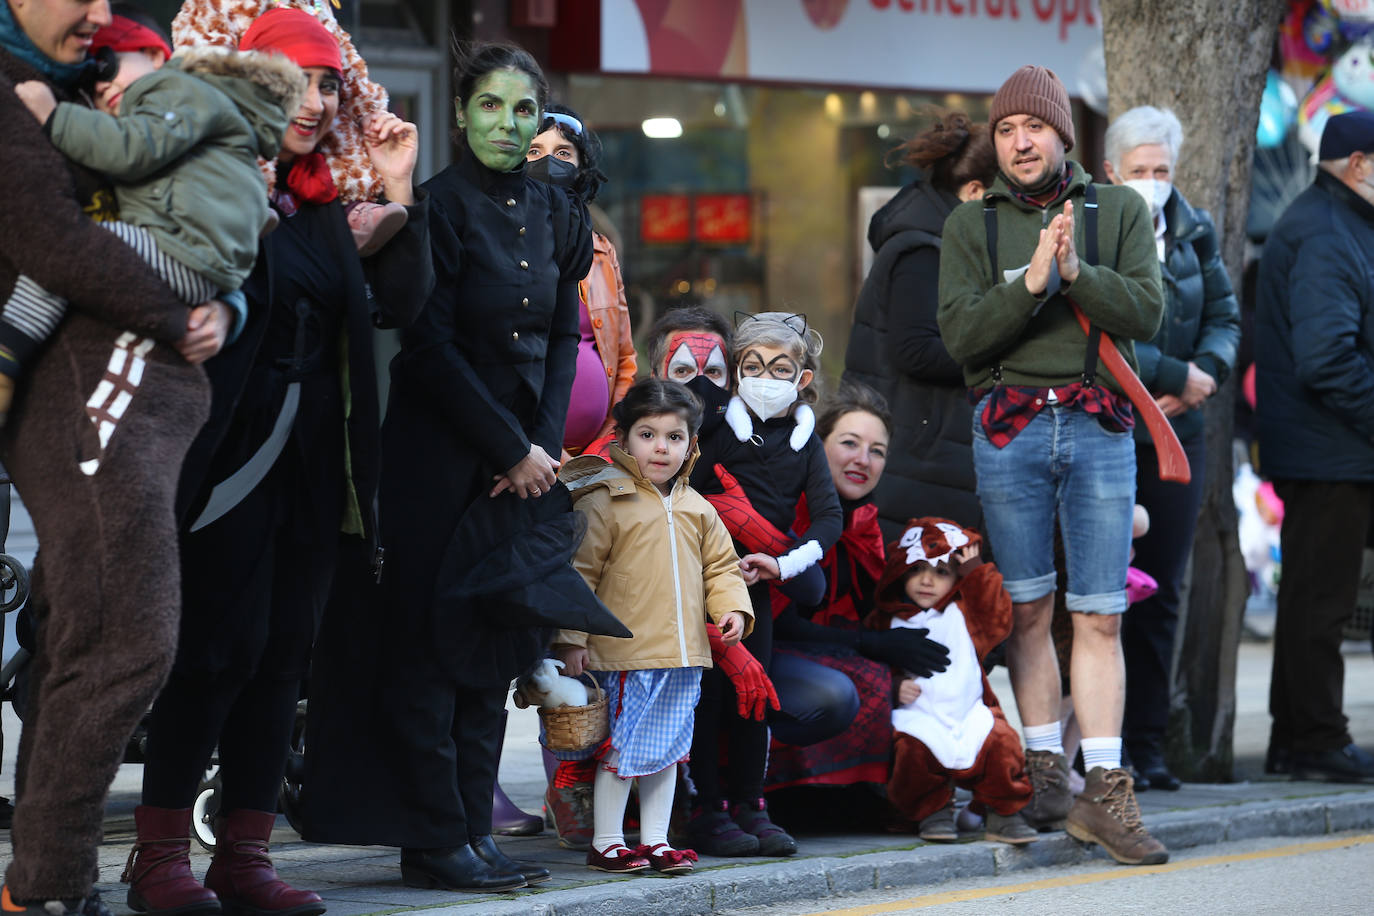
[399,845,526,892]
[1289,743,1374,782]
[470,834,550,885]
[1264,746,1292,775]
[1139,763,1183,791]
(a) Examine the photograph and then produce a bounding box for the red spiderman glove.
[704,464,792,555]
[708,622,780,721]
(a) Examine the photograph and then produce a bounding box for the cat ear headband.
[734,311,808,339]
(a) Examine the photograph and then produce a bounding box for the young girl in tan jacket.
[554,378,753,876]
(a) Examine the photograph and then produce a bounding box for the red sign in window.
[640,194,691,243]
[694,193,751,244]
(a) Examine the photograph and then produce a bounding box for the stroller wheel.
[0,554,29,614]
[193,769,222,851]
[278,700,307,837]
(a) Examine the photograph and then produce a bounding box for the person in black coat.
[299,42,594,892]
[122,10,432,916]
[1255,111,1374,782]
[1101,106,1240,791]
[843,111,997,540]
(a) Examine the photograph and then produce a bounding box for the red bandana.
[239,8,342,71]
[283,152,338,206]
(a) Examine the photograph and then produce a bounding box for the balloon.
[1258,69,1299,148]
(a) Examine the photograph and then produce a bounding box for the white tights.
[592,759,678,853]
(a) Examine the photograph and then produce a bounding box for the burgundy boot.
[121,806,222,916]
[203,810,325,916]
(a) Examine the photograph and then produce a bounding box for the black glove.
[857,628,951,678]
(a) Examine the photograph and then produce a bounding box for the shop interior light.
[642,117,683,138]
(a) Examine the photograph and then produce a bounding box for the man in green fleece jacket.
[937,65,1166,866]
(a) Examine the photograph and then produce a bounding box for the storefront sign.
[597,0,1102,93]
[641,193,692,242]
[694,193,752,244]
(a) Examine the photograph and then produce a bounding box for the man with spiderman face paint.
[664,331,729,387]
[651,315,734,437]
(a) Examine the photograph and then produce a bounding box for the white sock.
[1024,722,1065,755]
[637,763,677,849]
[592,764,634,854]
[1081,737,1123,771]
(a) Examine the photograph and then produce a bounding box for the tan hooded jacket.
[554,446,753,670]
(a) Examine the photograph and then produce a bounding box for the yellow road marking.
[813,834,1374,915]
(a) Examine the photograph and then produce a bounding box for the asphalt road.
[730,832,1374,915]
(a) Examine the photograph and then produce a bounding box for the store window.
[565,74,999,379]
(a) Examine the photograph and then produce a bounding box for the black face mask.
[685,374,730,415]
[526,155,579,190]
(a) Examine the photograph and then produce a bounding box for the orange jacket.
[580,231,637,444]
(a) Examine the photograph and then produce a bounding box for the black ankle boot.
[470,835,550,885]
[399,846,525,893]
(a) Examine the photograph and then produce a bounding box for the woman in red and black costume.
[762,382,925,795]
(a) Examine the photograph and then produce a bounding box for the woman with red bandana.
[120,9,430,916]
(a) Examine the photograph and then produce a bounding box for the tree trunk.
[1100,0,1287,781]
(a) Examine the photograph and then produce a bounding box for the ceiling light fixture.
[642,117,683,139]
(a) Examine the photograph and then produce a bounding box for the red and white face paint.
[662,332,728,388]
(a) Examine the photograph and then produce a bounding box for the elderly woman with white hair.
[1101,105,1241,791]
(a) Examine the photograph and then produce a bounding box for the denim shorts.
[972,394,1136,614]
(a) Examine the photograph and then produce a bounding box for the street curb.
[368,791,1374,915]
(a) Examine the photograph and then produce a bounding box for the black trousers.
[690,583,773,804]
[769,648,861,748]
[374,653,507,848]
[1268,479,1374,754]
[1122,435,1207,759]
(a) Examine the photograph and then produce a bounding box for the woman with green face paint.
[298,41,594,893]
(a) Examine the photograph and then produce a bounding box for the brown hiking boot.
[985,809,1038,845]
[1023,749,1074,831]
[1066,767,1169,865]
[916,799,957,843]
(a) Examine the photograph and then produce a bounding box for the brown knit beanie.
[989,65,1075,151]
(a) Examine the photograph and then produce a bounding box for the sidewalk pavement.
[1,499,1372,915]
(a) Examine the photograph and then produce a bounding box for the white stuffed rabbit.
[512,658,589,709]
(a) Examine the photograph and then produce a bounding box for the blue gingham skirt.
[543,667,702,777]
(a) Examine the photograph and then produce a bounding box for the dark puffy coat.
[1256,171,1374,482]
[1134,188,1240,445]
[843,178,981,538]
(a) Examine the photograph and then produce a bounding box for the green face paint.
[460,69,540,172]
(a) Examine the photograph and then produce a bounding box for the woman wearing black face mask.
[481,103,639,840]
[526,104,636,460]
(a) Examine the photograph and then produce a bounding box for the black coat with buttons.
[299,154,591,848]
[378,152,593,681]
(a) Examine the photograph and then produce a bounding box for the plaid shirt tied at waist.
[969,383,1134,448]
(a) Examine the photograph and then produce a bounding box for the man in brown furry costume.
[0,1,230,912]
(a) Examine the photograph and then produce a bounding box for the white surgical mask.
[1124,178,1171,220]
[737,375,799,420]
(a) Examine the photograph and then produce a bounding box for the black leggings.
[142,669,301,814]
[690,583,773,804]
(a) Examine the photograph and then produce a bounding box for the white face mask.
[1124,178,1171,220]
[737,375,799,420]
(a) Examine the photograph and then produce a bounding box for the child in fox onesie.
[869,518,1037,845]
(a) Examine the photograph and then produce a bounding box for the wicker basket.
[538,673,608,753]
